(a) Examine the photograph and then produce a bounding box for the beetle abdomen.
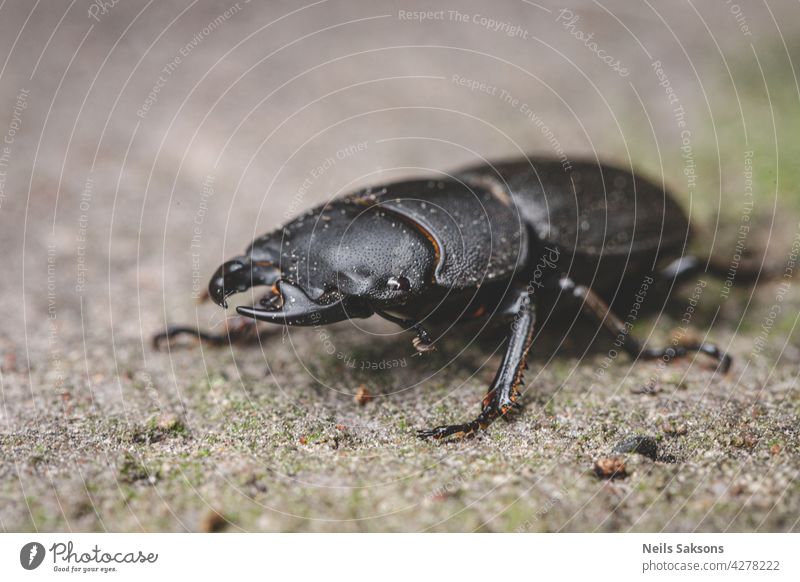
[458,159,691,260]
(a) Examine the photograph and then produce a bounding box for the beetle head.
[208,201,437,326]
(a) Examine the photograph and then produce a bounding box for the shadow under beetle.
[155,158,761,440]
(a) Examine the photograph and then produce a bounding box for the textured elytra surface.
[1,0,799,532]
[460,159,691,259]
[458,158,693,299]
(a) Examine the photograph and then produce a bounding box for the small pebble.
[731,433,758,449]
[354,385,373,406]
[661,421,687,436]
[743,433,759,448]
[594,457,627,480]
[631,381,661,395]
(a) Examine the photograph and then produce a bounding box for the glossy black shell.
[348,179,529,288]
[458,159,691,297]
[247,158,690,310]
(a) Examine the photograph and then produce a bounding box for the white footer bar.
[1,533,797,581]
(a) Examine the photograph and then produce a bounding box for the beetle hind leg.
[559,276,731,373]
[418,287,534,440]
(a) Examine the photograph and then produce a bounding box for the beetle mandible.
[156,158,755,440]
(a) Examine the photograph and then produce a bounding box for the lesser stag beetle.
[156,158,756,440]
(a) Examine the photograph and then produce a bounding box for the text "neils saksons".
[644,543,724,554]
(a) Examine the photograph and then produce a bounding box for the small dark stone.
[631,382,661,395]
[613,435,658,461]
[200,510,229,533]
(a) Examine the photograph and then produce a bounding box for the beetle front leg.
[559,276,731,373]
[417,287,535,440]
[152,316,260,350]
[374,310,436,353]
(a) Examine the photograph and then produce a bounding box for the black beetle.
[156,158,755,440]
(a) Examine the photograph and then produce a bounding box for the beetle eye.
[387,276,411,292]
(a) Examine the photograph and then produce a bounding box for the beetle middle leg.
[417,286,535,440]
[558,276,731,373]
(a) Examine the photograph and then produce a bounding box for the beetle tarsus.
[412,335,436,353]
[375,310,436,353]
[417,398,524,440]
[640,343,732,374]
[417,417,486,440]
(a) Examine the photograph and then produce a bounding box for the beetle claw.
[237,280,373,326]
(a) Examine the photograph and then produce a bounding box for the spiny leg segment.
[418,287,535,440]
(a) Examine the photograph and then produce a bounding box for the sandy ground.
[1,0,799,532]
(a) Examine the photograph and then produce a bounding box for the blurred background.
[1,0,799,532]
